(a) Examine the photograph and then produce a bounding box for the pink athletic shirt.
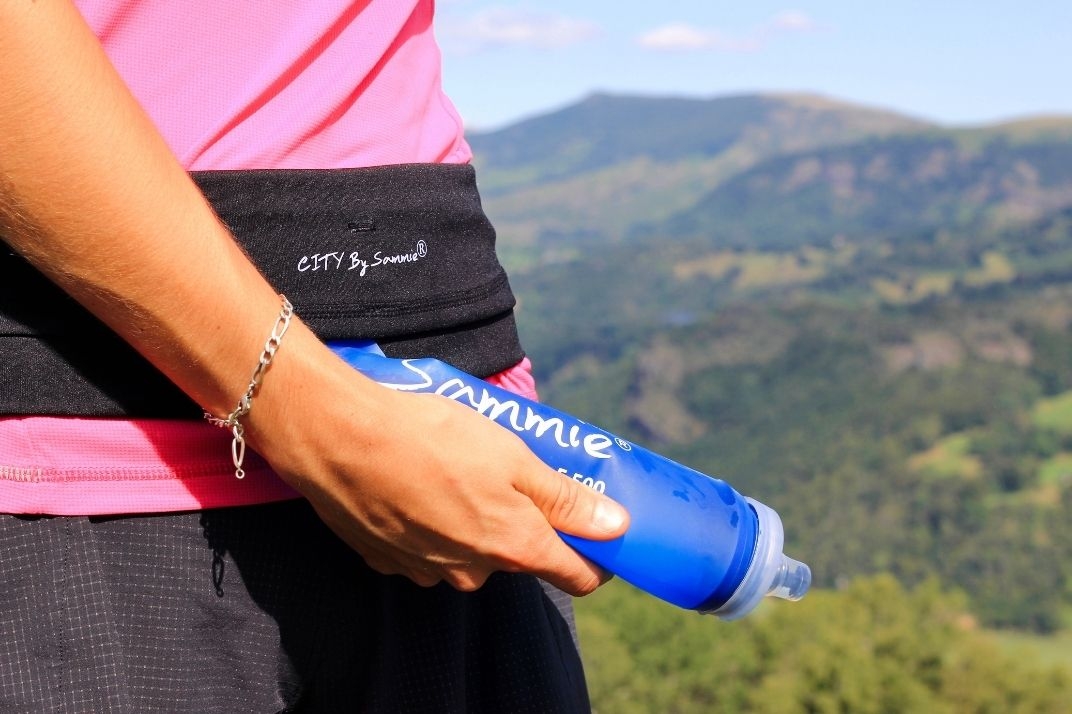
[0,0,536,516]
[79,0,473,169]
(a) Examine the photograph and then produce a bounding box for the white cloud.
[637,23,757,52]
[637,10,819,53]
[772,10,818,32]
[440,7,601,54]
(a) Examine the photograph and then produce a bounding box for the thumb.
[523,467,630,541]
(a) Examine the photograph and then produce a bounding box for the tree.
[577,575,1072,713]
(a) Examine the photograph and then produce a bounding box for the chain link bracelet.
[204,294,294,479]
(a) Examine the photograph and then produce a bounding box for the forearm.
[0,0,290,418]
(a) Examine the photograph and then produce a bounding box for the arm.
[0,1,628,593]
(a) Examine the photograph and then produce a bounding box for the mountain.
[468,92,932,251]
[468,92,1072,635]
[469,92,1072,263]
[470,92,929,189]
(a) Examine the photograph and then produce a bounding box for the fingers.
[313,501,499,591]
[318,484,613,596]
[495,518,613,596]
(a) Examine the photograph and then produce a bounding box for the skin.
[0,1,629,595]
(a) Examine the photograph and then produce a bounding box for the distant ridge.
[469,91,931,192]
[467,91,1072,252]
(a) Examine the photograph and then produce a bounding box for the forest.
[468,92,1072,710]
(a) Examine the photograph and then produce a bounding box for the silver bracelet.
[205,295,294,479]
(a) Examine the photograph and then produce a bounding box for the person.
[0,2,629,711]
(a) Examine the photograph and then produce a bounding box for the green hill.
[656,133,1072,250]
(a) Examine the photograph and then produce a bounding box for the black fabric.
[0,500,590,713]
[0,163,523,417]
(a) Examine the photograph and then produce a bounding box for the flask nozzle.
[767,555,811,602]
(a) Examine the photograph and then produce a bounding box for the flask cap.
[709,498,811,620]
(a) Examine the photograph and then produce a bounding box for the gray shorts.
[0,500,590,713]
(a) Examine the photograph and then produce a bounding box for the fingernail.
[593,500,626,533]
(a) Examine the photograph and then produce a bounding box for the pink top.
[0,0,534,516]
[76,0,472,168]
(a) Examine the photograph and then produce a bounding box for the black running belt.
[0,164,524,417]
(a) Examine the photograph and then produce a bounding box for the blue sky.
[436,1,1072,131]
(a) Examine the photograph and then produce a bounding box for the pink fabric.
[487,356,539,403]
[74,0,472,169]
[0,418,297,516]
[0,360,537,515]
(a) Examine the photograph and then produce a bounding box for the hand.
[248,330,631,595]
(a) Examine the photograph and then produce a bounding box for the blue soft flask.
[330,341,810,619]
